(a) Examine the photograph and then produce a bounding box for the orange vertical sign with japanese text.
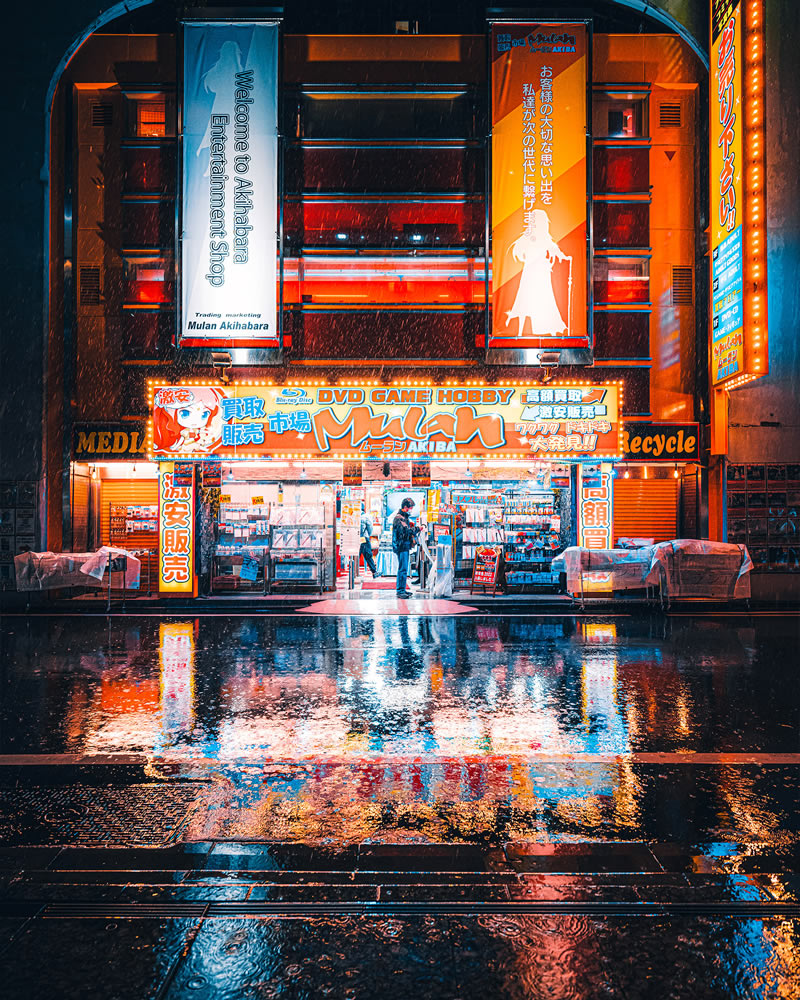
[490,23,589,355]
[710,2,745,385]
[158,462,196,595]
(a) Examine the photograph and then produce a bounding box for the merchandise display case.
[269,505,326,594]
[109,503,157,594]
[503,496,562,591]
[212,501,270,592]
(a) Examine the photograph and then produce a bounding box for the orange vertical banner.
[489,23,590,357]
[158,462,196,595]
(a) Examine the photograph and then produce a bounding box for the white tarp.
[644,539,752,600]
[552,546,655,595]
[14,547,141,591]
[552,539,753,600]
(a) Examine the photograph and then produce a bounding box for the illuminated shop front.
[38,4,714,585]
[148,379,623,597]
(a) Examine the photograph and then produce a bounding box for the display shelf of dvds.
[503,495,561,591]
[213,501,271,592]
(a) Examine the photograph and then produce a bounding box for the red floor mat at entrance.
[360,580,397,590]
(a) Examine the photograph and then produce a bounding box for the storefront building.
[5,0,792,599]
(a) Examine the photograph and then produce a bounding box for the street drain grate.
[39,901,800,919]
[0,785,203,848]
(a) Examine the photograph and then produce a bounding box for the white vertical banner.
[181,21,279,348]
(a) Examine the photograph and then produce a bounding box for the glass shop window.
[122,200,174,245]
[117,311,174,358]
[593,147,649,193]
[123,255,175,306]
[122,145,176,194]
[283,197,484,249]
[124,94,176,138]
[296,93,475,140]
[593,202,649,247]
[592,311,649,358]
[593,257,649,304]
[592,91,648,139]
[284,145,482,194]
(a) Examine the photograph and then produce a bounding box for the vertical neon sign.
[709,0,768,389]
[158,463,195,594]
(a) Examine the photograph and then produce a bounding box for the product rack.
[502,495,561,592]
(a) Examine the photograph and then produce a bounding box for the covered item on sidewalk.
[644,539,752,600]
[552,545,655,596]
[14,547,141,591]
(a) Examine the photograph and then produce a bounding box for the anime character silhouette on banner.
[505,209,572,338]
[153,387,225,454]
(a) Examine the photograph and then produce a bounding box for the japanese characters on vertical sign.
[181,21,279,350]
[578,463,613,551]
[709,0,768,388]
[158,623,195,733]
[158,463,195,594]
[489,22,589,361]
[710,3,744,385]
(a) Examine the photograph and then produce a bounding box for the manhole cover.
[0,784,204,847]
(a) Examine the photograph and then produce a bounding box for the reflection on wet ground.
[2,613,800,997]
[1,614,799,846]
[3,614,797,758]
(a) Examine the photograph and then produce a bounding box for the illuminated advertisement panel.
[577,463,613,550]
[181,22,279,350]
[489,22,590,365]
[148,382,621,462]
[158,462,195,594]
[710,3,744,385]
[710,0,768,388]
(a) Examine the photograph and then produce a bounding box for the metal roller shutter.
[100,480,159,592]
[613,479,678,545]
[71,472,91,551]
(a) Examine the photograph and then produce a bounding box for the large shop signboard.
[181,21,279,350]
[710,2,744,385]
[489,22,590,365]
[148,382,621,462]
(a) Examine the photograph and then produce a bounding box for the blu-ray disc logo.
[276,387,312,406]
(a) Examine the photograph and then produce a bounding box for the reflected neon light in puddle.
[159,622,195,734]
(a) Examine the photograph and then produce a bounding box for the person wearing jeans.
[359,508,377,577]
[391,497,418,598]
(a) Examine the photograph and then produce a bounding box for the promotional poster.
[181,21,279,349]
[489,22,590,363]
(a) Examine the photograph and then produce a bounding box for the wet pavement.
[1,610,799,996]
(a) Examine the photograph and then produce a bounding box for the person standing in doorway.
[392,497,419,598]
[359,505,378,578]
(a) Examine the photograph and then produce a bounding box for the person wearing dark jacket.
[392,497,419,597]
[359,507,377,577]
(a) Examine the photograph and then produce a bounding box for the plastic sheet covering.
[14,547,141,591]
[644,539,752,600]
[552,546,655,595]
[616,537,655,549]
[425,541,453,598]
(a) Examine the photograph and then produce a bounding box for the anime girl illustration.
[153,387,225,455]
[505,209,572,338]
